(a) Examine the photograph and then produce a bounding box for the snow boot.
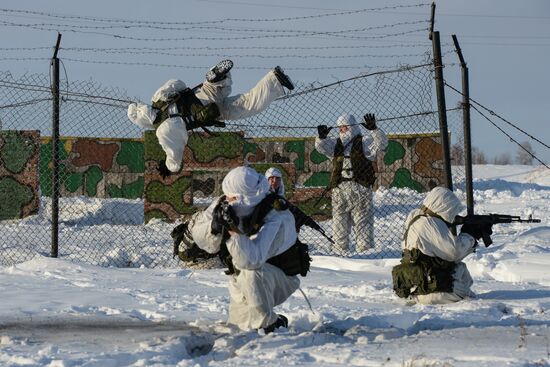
[273,66,294,90]
[263,314,288,334]
[206,59,234,83]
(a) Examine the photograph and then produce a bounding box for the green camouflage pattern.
[0,131,40,220]
[1,131,444,223]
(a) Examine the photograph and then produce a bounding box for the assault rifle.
[288,204,335,244]
[454,213,540,247]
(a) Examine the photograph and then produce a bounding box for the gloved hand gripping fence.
[362,113,377,130]
[317,125,332,139]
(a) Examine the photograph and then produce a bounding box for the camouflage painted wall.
[0,131,40,220]
[0,131,442,223]
[143,131,245,223]
[39,137,144,200]
[143,131,444,223]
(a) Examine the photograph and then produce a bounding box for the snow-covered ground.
[1,165,549,367]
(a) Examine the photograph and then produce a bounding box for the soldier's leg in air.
[217,69,286,121]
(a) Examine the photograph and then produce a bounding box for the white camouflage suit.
[127,70,285,173]
[315,114,388,253]
[189,166,300,330]
[402,187,477,304]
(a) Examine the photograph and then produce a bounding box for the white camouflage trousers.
[331,181,374,254]
[195,70,284,121]
[227,263,300,330]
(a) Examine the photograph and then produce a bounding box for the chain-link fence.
[0,60,465,268]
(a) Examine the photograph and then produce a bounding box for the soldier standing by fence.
[315,113,388,254]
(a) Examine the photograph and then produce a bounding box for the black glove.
[171,223,186,258]
[211,200,240,235]
[317,125,332,139]
[362,113,377,130]
[157,160,172,179]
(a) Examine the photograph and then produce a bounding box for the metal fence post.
[50,33,61,258]
[452,35,474,215]
[431,31,453,191]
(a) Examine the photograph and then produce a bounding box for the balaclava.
[222,166,270,217]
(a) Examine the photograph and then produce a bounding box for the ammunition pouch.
[151,87,223,130]
[267,240,311,277]
[392,248,455,298]
[171,222,217,263]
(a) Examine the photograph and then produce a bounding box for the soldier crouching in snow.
[171,166,310,333]
[392,187,488,304]
[127,60,294,179]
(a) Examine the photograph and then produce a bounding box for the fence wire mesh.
[0,61,466,268]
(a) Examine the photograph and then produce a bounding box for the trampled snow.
[1,165,549,366]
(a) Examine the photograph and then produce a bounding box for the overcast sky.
[1,0,549,165]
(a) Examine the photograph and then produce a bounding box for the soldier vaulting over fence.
[0,60,462,267]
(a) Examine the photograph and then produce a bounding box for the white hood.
[222,166,270,217]
[422,186,465,223]
[265,167,285,196]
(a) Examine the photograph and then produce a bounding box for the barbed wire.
[0,57,50,62]
[444,82,550,151]
[58,58,407,71]
[0,79,52,93]
[0,97,51,109]
[0,4,429,26]
[0,78,135,105]
[279,63,432,99]
[0,43,434,52]
[0,19,428,35]
[1,62,433,109]
[55,50,432,60]
[0,20,428,42]
[0,57,418,71]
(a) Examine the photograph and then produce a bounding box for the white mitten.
[127,103,158,129]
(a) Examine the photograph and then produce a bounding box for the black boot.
[273,66,294,90]
[206,59,234,83]
[263,314,288,334]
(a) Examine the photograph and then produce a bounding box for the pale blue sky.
[1,0,548,165]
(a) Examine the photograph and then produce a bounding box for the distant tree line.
[451,141,536,165]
